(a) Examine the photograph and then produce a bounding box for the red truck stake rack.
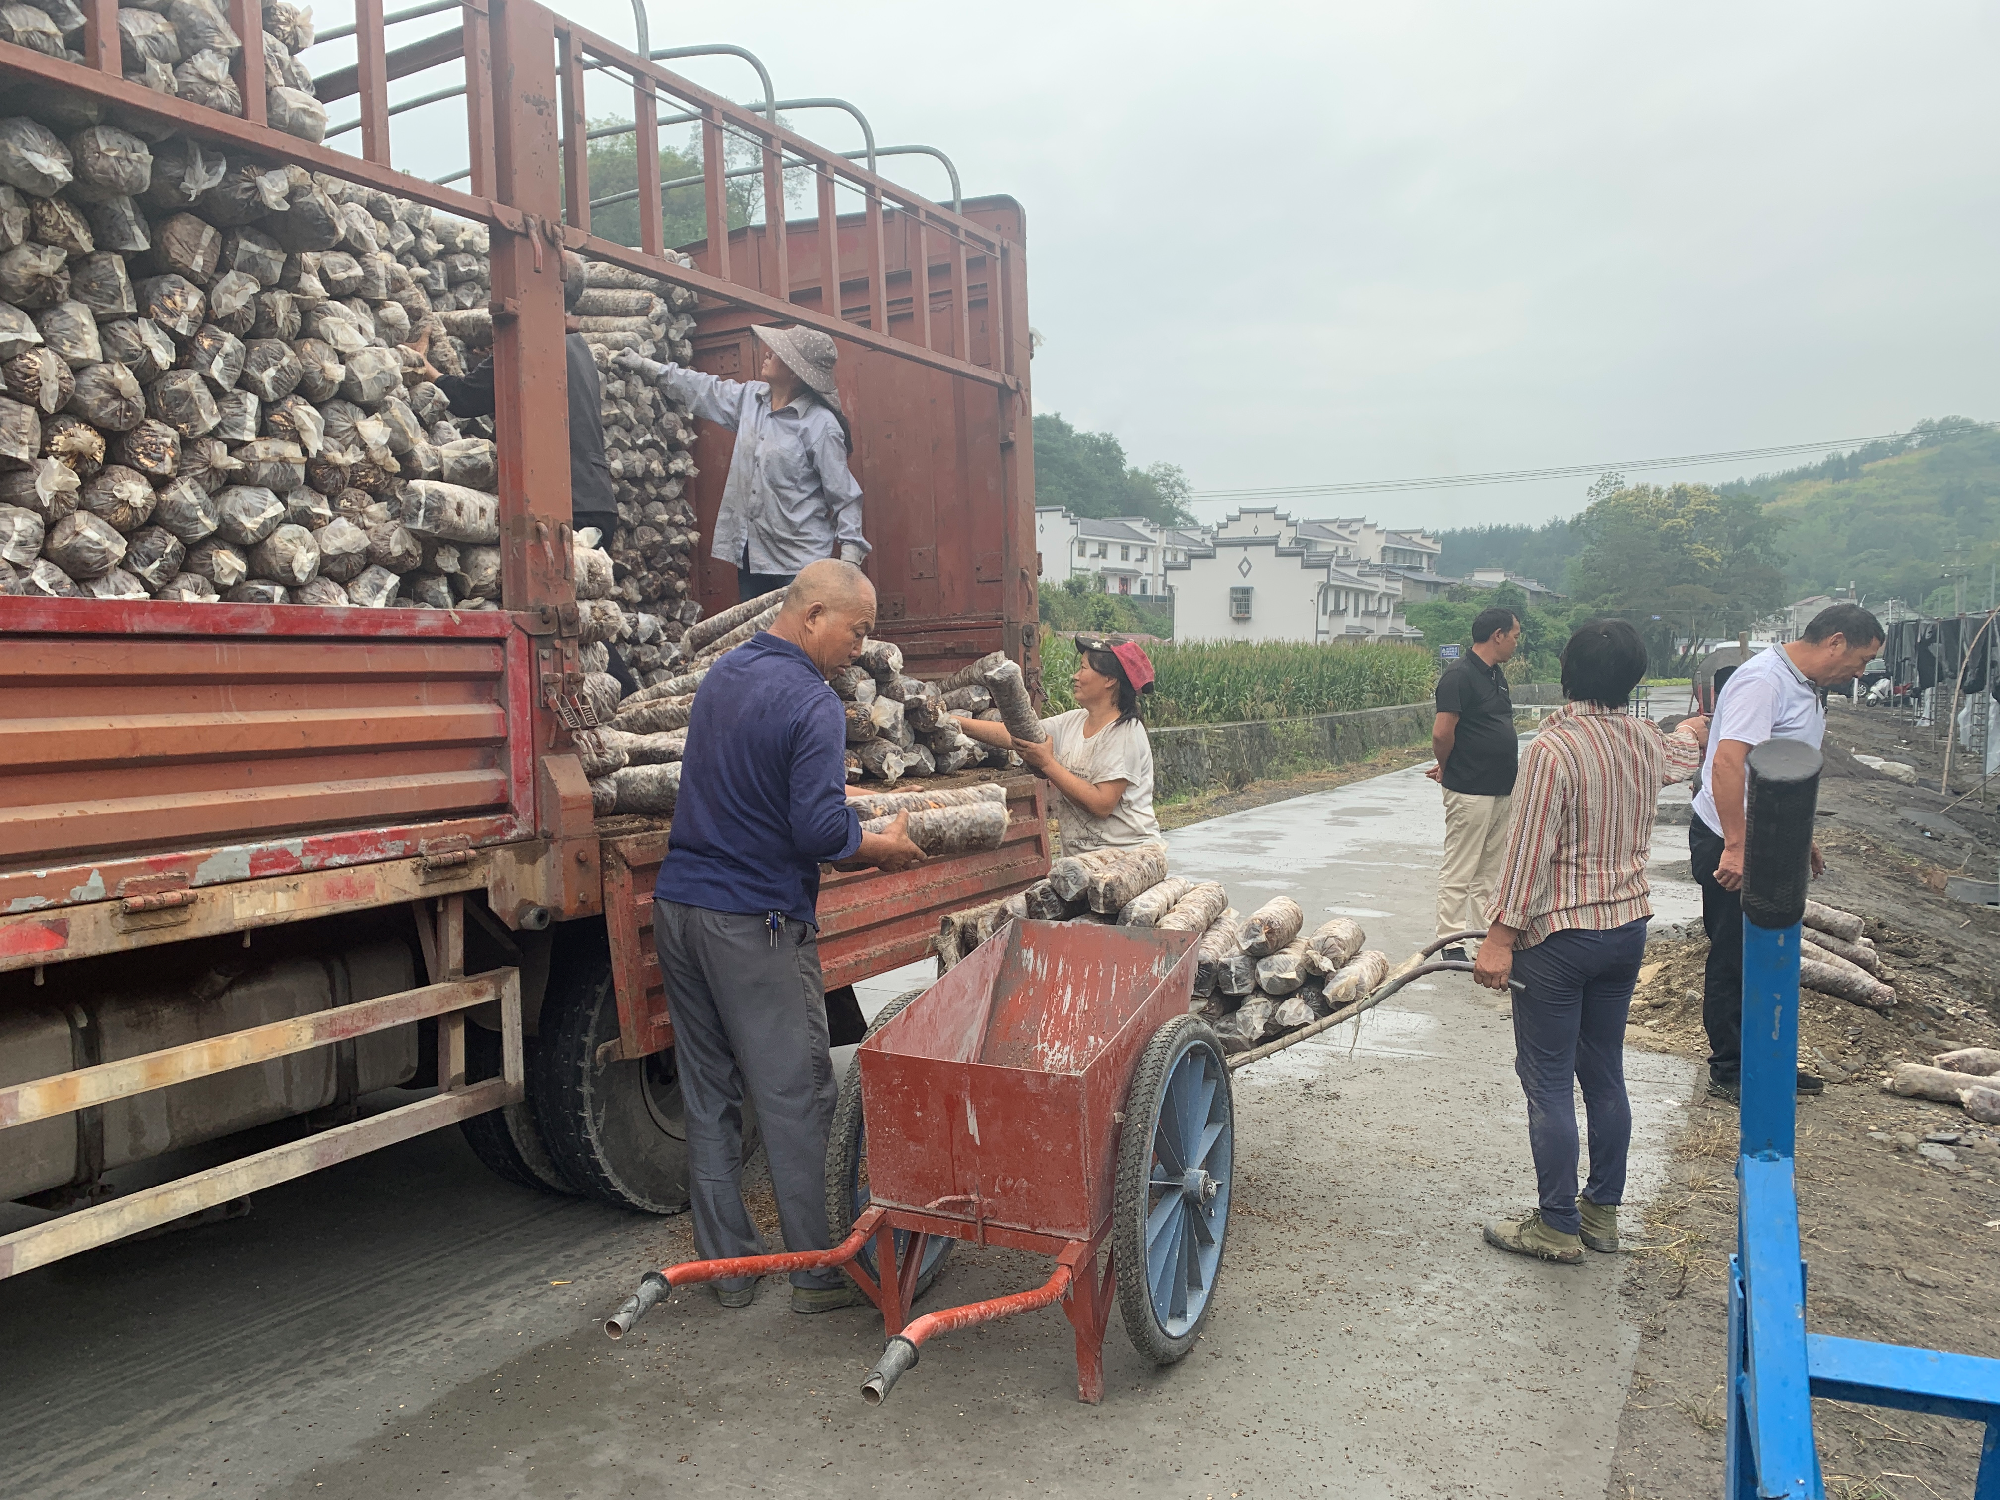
[0,0,1044,1275]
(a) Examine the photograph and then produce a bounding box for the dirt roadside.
[1609,704,2000,1499]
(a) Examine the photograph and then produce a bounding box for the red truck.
[0,0,1046,1276]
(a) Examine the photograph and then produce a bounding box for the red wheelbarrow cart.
[603,919,1224,1404]
[602,920,1462,1404]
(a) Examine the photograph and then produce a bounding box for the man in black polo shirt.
[1427,606,1523,960]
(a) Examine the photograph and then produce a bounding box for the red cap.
[1110,640,1155,693]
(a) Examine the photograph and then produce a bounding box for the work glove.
[839,541,868,565]
[612,348,667,382]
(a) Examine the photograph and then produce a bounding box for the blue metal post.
[1725,736,2000,1498]
[1728,739,1824,1499]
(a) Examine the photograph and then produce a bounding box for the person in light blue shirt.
[616,326,866,602]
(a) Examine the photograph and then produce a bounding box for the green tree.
[1039,571,1172,637]
[580,118,762,251]
[1404,582,1570,682]
[1721,417,1998,607]
[1434,514,1583,591]
[1032,412,1194,526]
[1566,482,1787,669]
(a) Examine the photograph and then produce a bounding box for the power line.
[1191,430,1953,502]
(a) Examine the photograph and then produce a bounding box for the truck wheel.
[460,1024,574,1196]
[826,987,953,1301]
[532,934,693,1215]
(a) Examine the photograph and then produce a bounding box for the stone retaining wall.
[1148,703,1434,801]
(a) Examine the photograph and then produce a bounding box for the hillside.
[1431,418,1997,611]
[1723,418,2000,608]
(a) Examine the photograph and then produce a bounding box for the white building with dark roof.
[1035,508,1201,598]
[1168,509,1427,644]
[1460,567,1563,603]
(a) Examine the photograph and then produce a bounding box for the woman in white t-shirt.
[952,638,1162,853]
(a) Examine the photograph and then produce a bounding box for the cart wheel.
[533,926,726,1215]
[1114,1013,1232,1365]
[461,1024,575,1196]
[827,987,953,1301]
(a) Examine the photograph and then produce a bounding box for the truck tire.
[460,1024,575,1195]
[531,930,694,1214]
[826,986,953,1301]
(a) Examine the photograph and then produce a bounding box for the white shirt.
[1691,645,1824,832]
[1041,709,1161,854]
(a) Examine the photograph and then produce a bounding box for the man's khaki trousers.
[1437,789,1512,943]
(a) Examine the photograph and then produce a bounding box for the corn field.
[1038,634,1438,728]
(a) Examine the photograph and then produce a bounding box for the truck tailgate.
[597,777,1050,1057]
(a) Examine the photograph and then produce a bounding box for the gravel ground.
[1607,703,2000,1499]
[0,753,1700,1500]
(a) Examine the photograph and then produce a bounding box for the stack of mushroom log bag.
[577,610,1036,815]
[0,42,702,668]
[936,872,1393,1052]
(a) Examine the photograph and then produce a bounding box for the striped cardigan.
[1485,702,1705,947]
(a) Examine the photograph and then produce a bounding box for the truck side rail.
[0,897,518,1280]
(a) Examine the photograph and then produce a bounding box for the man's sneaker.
[1482,1209,1583,1265]
[1441,945,1470,964]
[714,1278,757,1309]
[1578,1198,1618,1253]
[791,1282,870,1314]
[1795,1070,1825,1096]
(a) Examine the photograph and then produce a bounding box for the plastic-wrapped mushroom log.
[857,636,904,681]
[1801,900,1865,944]
[1215,998,1275,1053]
[691,603,779,663]
[1797,956,1894,1013]
[1888,1062,2000,1108]
[846,783,1006,821]
[1151,881,1230,935]
[1255,939,1311,996]
[982,658,1046,744]
[680,585,785,654]
[1303,917,1366,974]
[862,801,1009,857]
[612,692,696,736]
[1237,897,1304,959]
[1046,842,1169,911]
[1191,907,1243,999]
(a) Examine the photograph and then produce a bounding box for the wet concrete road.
[0,760,1698,1499]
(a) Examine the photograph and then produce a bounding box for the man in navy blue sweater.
[654,558,925,1312]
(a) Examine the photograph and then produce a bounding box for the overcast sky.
[308,1,2000,531]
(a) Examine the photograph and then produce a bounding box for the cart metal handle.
[1225,931,1521,1071]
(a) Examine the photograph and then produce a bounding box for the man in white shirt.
[1689,604,1884,1102]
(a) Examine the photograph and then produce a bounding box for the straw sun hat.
[753,325,843,415]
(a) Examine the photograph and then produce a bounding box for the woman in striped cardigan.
[1473,618,1709,1265]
